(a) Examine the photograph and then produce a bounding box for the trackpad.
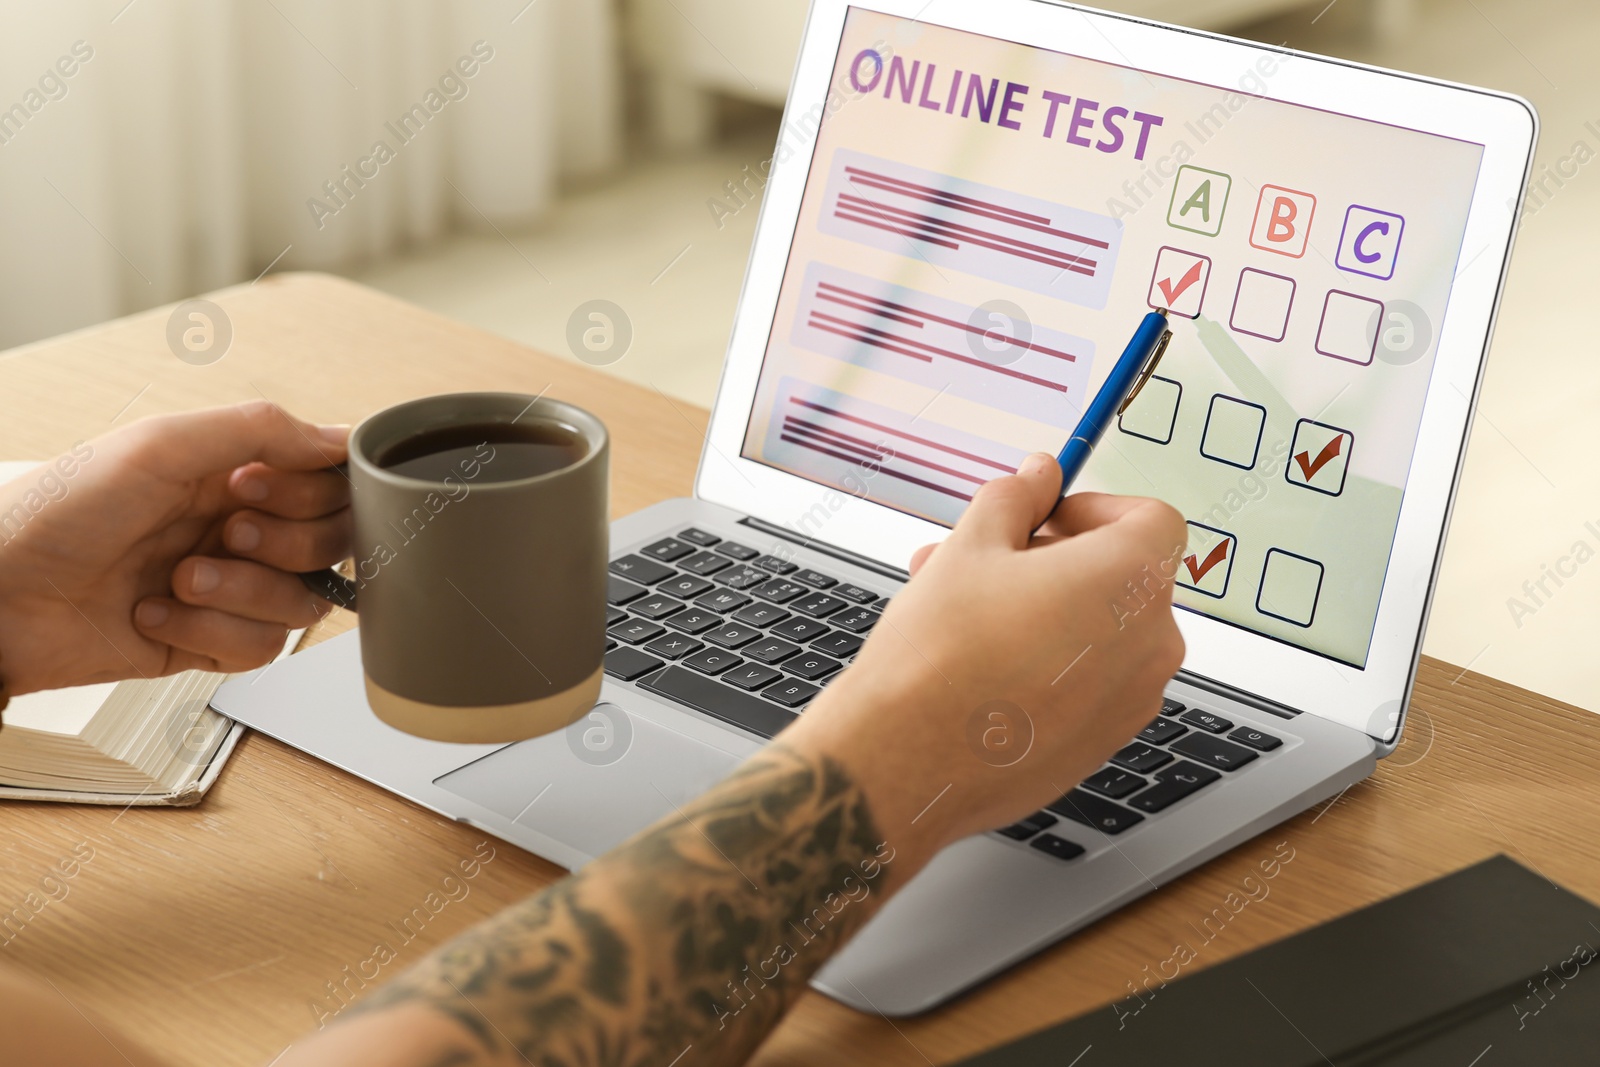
[433,703,741,860]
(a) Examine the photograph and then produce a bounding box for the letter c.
[1354,220,1389,264]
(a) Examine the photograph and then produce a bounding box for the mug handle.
[299,461,360,611]
[301,568,360,611]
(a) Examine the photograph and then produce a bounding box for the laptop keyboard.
[1000,698,1283,861]
[605,528,884,741]
[604,526,1284,865]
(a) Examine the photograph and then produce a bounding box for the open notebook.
[0,460,301,806]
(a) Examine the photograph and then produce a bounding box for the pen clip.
[1118,329,1173,416]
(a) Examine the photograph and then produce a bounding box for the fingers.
[133,597,295,673]
[170,557,332,627]
[908,543,938,575]
[223,507,353,572]
[953,453,1061,550]
[121,400,349,483]
[229,463,351,520]
[1040,492,1163,538]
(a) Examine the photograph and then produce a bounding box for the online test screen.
[740,8,1485,668]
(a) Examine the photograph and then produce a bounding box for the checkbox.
[1178,521,1236,599]
[1147,247,1212,318]
[1117,375,1182,445]
[1286,418,1353,496]
[1316,290,1384,366]
[1199,394,1265,470]
[1257,549,1324,627]
[1230,269,1296,343]
[1167,166,1232,237]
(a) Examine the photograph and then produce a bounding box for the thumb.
[952,453,1061,550]
[116,401,349,482]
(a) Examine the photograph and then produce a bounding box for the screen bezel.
[694,0,1536,742]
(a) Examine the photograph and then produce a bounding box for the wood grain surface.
[0,274,1593,1066]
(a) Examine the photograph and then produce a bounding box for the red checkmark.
[1184,538,1230,583]
[1294,434,1345,481]
[1156,259,1205,307]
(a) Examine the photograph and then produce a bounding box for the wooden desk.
[1,274,1595,1066]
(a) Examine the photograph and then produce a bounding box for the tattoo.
[352,743,894,1066]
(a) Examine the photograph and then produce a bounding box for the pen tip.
[1155,307,1169,318]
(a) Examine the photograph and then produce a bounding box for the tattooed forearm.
[347,742,896,1067]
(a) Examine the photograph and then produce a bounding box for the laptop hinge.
[1174,669,1301,720]
[738,517,911,583]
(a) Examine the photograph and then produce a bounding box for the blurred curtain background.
[0,0,622,349]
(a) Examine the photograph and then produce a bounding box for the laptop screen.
[738,7,1485,669]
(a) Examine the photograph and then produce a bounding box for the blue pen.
[1055,308,1173,495]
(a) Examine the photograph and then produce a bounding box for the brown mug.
[302,393,609,743]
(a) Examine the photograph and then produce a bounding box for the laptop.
[212,0,1536,1017]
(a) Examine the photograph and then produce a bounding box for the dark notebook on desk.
[958,856,1600,1066]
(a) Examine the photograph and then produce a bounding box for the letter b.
[1250,185,1316,258]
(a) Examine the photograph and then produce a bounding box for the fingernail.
[319,424,351,444]
[236,476,269,502]
[136,601,169,628]
[229,520,261,552]
[1019,453,1055,477]
[190,560,221,595]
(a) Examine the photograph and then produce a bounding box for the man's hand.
[789,451,1187,860]
[0,401,352,694]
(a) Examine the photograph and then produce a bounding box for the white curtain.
[0,0,622,349]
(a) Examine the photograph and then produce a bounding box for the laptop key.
[833,584,878,604]
[1139,717,1188,745]
[683,647,741,675]
[1170,733,1258,772]
[1229,727,1283,751]
[641,666,796,740]
[630,594,686,620]
[770,616,829,643]
[664,608,719,635]
[605,605,626,626]
[791,593,846,618]
[1161,698,1186,716]
[1110,741,1173,774]
[658,575,714,600]
[830,608,880,634]
[610,555,675,585]
[745,638,801,664]
[607,574,648,605]
[793,569,838,589]
[1081,767,1147,799]
[723,663,782,691]
[734,602,790,627]
[1029,834,1087,861]
[704,622,762,649]
[810,631,863,658]
[714,541,759,561]
[715,564,769,590]
[679,550,732,576]
[753,579,807,603]
[1126,761,1222,813]
[677,527,721,547]
[995,811,1058,840]
[696,589,751,613]
[785,653,842,681]
[642,537,696,563]
[603,646,665,681]
[1048,789,1144,835]
[1180,709,1234,734]
[645,633,703,660]
[753,554,798,574]
[761,677,819,708]
[608,618,665,645]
